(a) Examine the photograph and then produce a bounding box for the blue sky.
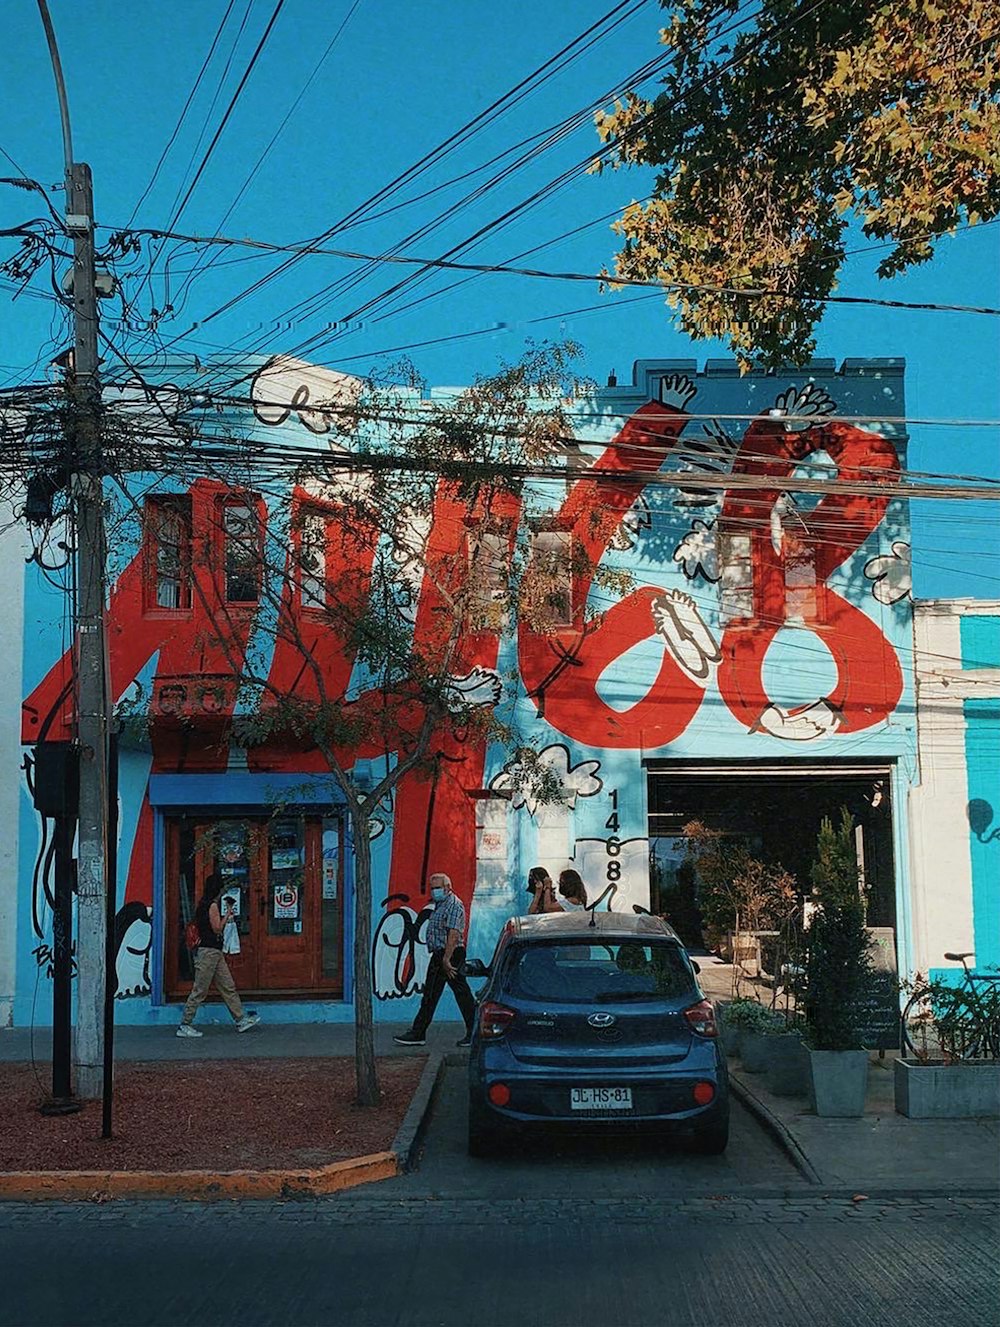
[2,0,997,598]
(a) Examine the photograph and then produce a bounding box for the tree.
[802,808,873,1050]
[114,342,612,1106]
[592,0,1000,367]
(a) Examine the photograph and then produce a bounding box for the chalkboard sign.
[853,927,901,1051]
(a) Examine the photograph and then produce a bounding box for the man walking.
[394,873,477,1048]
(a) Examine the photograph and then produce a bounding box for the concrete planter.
[808,1049,869,1117]
[894,1058,1000,1118]
[765,1033,810,1098]
[720,1021,742,1059]
[740,1030,777,1073]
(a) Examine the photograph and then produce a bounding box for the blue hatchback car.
[466,912,729,1156]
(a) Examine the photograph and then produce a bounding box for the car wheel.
[467,1097,510,1158]
[690,1118,729,1155]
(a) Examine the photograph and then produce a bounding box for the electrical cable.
[125,0,240,229]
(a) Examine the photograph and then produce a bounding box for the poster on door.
[274,884,299,919]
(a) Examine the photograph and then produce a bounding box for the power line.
[147,0,762,374]
[118,223,1000,318]
[124,0,240,228]
[168,0,366,311]
[166,0,288,233]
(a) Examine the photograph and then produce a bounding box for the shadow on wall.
[968,799,1000,844]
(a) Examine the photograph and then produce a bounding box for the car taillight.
[479,1002,516,1039]
[693,1081,715,1105]
[684,999,718,1038]
[488,1083,511,1107]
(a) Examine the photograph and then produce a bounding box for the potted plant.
[719,997,769,1058]
[733,1003,788,1072]
[678,823,797,997]
[802,809,874,1117]
[895,973,1000,1118]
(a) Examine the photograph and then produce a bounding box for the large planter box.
[740,1030,775,1073]
[808,1049,869,1117]
[719,1018,742,1059]
[765,1034,809,1098]
[894,1058,1000,1118]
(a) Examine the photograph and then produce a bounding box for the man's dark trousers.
[412,948,476,1037]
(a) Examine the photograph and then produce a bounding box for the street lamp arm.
[35,0,74,178]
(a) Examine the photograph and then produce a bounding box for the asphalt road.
[1,1194,996,1327]
[366,1062,806,1198]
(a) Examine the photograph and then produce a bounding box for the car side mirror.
[690,960,701,974]
[463,958,490,978]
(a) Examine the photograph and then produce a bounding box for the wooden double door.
[166,813,344,999]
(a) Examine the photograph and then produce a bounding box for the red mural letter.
[717,419,904,736]
[518,399,711,748]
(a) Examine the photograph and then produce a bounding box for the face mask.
[430,887,445,903]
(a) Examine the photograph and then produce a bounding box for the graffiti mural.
[16,358,915,1021]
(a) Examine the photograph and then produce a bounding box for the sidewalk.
[698,952,1000,1195]
[0,1019,463,1062]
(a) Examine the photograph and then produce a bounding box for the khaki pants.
[181,948,245,1024]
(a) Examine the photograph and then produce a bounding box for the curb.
[0,1151,398,1202]
[390,1052,446,1173]
[729,1071,823,1185]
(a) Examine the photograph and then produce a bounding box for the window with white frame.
[222,501,261,603]
[717,531,754,622]
[527,526,574,630]
[145,497,191,610]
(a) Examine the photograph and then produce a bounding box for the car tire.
[690,1118,729,1155]
[467,1097,510,1158]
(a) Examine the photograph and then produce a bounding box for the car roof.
[509,912,683,943]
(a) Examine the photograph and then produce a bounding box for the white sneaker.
[235,1013,260,1033]
[176,1024,202,1038]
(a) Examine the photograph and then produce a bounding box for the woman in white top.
[557,869,589,912]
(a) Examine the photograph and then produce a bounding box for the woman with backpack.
[177,872,260,1037]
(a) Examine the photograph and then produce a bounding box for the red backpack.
[184,920,201,951]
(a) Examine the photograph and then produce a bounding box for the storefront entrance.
[165,813,344,999]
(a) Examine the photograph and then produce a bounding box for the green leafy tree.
[593,0,1000,367]
[803,809,873,1050]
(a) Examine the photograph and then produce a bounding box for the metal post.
[68,162,109,1100]
[101,731,119,1138]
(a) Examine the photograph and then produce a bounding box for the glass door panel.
[268,817,305,937]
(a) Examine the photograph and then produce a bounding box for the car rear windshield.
[504,940,696,1004]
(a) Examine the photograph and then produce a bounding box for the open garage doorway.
[646,762,896,952]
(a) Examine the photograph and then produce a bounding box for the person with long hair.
[177,871,260,1037]
[557,869,588,912]
[527,865,561,914]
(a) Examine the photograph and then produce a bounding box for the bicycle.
[901,952,1000,1061]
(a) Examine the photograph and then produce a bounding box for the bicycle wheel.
[901,986,985,1061]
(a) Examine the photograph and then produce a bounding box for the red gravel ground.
[0,1057,426,1172]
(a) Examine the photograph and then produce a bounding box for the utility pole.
[68,162,110,1099]
[37,0,110,1100]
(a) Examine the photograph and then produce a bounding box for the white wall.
[908,600,1000,976]
[0,506,26,1024]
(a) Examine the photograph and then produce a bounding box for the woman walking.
[177,872,260,1037]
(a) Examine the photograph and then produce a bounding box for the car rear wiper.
[591,990,656,1001]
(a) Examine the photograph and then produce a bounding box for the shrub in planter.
[719,998,769,1057]
[802,810,875,1116]
[734,1006,788,1073]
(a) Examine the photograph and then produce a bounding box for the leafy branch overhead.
[593,0,1000,367]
